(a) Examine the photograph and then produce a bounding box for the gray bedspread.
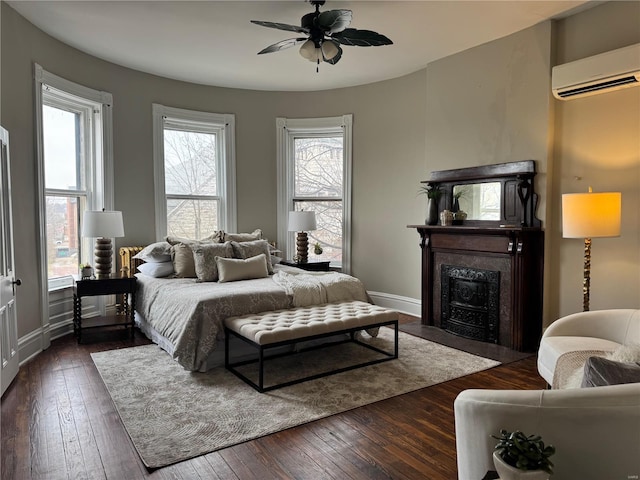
[135,274,293,371]
[135,266,370,371]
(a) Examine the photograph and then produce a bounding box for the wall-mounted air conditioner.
[552,43,640,100]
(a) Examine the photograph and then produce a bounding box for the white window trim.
[276,114,353,274]
[34,63,114,349]
[152,104,236,240]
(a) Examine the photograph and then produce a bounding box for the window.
[35,65,113,290]
[277,115,352,273]
[152,105,236,239]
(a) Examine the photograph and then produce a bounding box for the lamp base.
[582,237,591,312]
[94,238,113,278]
[296,232,309,264]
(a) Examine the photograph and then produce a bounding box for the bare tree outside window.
[164,129,219,239]
[293,136,343,264]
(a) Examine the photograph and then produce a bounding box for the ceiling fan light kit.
[251,0,392,72]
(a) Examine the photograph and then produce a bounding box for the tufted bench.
[224,300,399,392]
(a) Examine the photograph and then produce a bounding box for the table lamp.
[562,187,621,311]
[82,209,125,278]
[288,211,316,264]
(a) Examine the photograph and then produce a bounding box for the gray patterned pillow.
[192,242,234,282]
[230,240,273,274]
[221,229,263,242]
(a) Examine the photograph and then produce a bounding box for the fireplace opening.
[441,265,500,343]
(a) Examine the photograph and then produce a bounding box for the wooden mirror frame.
[421,160,542,228]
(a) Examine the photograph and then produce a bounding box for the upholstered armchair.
[537,309,639,386]
[454,309,640,479]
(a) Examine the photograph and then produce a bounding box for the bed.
[119,235,372,372]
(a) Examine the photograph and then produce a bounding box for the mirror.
[453,182,501,221]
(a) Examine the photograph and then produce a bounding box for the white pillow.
[137,261,174,278]
[216,254,269,283]
[133,242,172,263]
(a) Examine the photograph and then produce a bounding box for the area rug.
[91,328,499,468]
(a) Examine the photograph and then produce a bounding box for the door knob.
[12,278,21,286]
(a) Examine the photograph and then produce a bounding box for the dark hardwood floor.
[1,319,546,480]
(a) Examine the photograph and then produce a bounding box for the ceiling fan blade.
[316,9,352,34]
[257,38,308,55]
[332,28,393,47]
[250,20,309,34]
[323,42,343,65]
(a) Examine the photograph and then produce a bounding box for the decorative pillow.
[137,261,174,278]
[581,356,640,387]
[171,243,199,278]
[165,232,222,245]
[216,254,269,283]
[230,239,274,274]
[221,229,263,243]
[192,242,234,282]
[133,242,172,263]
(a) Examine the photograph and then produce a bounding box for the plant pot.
[493,452,550,480]
[425,198,439,225]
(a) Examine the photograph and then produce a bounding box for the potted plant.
[492,429,555,480]
[418,185,442,225]
[79,263,93,279]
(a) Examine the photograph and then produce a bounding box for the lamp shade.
[562,190,621,238]
[288,211,316,232]
[82,210,125,238]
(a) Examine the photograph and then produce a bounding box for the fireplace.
[440,265,500,343]
[408,162,544,352]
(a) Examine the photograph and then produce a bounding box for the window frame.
[152,104,236,240]
[276,114,353,273]
[35,63,114,348]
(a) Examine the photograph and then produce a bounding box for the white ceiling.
[8,0,595,92]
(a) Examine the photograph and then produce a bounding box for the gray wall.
[1,1,638,349]
[550,1,640,317]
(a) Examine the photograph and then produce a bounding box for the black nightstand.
[73,276,137,343]
[280,260,331,272]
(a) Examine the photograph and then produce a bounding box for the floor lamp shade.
[288,211,316,263]
[562,189,621,311]
[562,191,621,238]
[82,210,125,278]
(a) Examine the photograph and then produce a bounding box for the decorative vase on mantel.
[425,198,439,225]
[493,452,550,480]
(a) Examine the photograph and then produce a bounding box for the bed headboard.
[119,246,144,278]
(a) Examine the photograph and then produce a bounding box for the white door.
[0,126,20,396]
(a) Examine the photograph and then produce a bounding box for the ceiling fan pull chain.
[317,58,320,73]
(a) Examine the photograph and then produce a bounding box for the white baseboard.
[17,326,47,366]
[367,291,421,318]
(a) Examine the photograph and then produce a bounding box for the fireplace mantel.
[409,161,544,352]
[408,225,544,351]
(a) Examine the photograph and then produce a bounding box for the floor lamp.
[82,209,125,278]
[288,211,317,264]
[562,187,621,311]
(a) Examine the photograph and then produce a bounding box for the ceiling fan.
[251,0,393,72]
